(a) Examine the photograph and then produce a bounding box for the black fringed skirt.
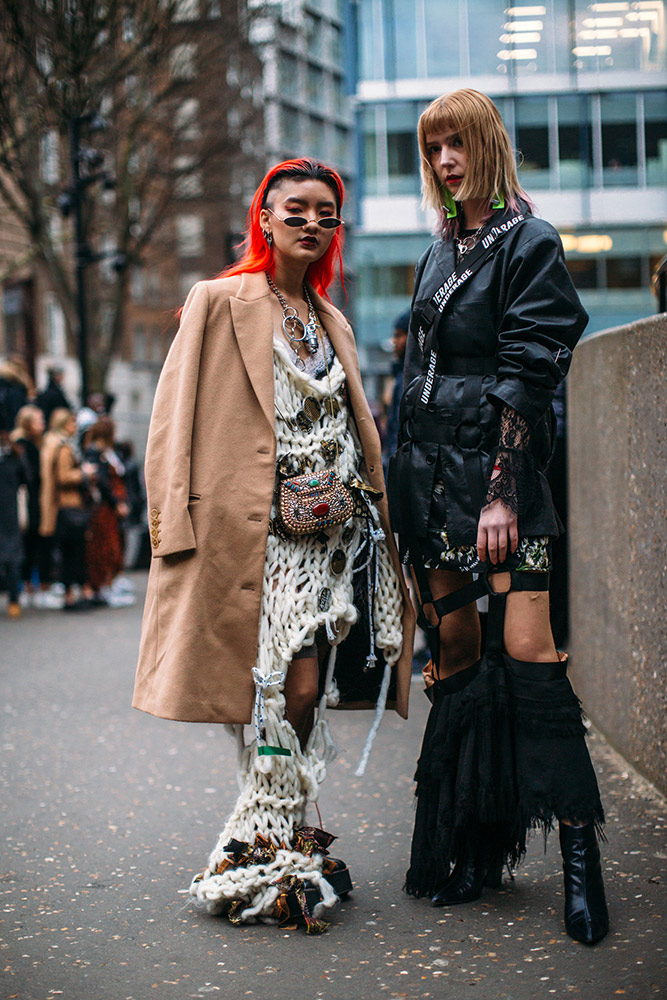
[405,653,605,899]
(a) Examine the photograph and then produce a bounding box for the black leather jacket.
[388,209,588,550]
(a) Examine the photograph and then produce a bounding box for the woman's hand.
[477,497,518,565]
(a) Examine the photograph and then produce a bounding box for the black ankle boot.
[559,823,609,944]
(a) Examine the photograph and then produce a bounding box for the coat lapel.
[230,272,276,434]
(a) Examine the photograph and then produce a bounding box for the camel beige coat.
[133,271,415,725]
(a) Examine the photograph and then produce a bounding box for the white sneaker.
[35,589,65,610]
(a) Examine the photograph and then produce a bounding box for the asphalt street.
[1,572,665,1000]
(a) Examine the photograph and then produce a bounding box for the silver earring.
[263,229,273,246]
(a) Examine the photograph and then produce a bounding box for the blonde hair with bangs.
[418,89,528,221]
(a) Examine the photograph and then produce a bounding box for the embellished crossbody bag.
[268,275,356,538]
[277,467,354,536]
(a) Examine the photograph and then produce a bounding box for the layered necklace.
[266,272,319,368]
[455,220,486,258]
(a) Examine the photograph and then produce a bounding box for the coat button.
[426,454,435,465]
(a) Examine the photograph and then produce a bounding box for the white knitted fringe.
[189,344,403,927]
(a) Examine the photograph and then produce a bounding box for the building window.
[130,268,144,302]
[601,92,638,186]
[304,116,326,161]
[179,271,205,301]
[307,65,325,111]
[175,0,199,19]
[44,293,67,356]
[471,0,509,76]
[386,101,418,195]
[279,54,298,100]
[134,323,146,363]
[304,12,323,59]
[516,97,550,188]
[607,257,642,288]
[645,90,667,186]
[557,94,593,190]
[175,214,205,256]
[359,264,415,297]
[173,155,203,198]
[39,130,60,184]
[175,99,200,141]
[573,0,666,73]
[385,0,418,78]
[170,43,197,80]
[281,106,301,151]
[565,259,600,290]
[424,0,460,77]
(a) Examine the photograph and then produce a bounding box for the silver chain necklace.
[266,272,319,367]
[456,221,486,258]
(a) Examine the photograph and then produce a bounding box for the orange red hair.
[220,158,346,298]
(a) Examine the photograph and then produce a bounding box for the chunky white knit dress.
[189,338,404,929]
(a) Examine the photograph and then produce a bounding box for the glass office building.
[353,0,667,354]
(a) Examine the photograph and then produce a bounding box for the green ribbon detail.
[257,745,292,757]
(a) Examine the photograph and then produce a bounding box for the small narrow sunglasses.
[265,207,344,229]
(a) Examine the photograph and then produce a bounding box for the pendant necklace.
[266,272,319,368]
[456,221,486,258]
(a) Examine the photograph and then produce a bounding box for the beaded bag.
[277,469,354,536]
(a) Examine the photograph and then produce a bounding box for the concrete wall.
[567,314,667,795]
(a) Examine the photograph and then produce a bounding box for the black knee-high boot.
[505,654,608,942]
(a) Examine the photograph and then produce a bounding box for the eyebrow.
[283,196,336,210]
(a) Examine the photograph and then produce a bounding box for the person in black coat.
[388,89,608,944]
[35,367,72,427]
[0,430,30,618]
[10,405,45,597]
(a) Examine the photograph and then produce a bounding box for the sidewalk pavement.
[1,572,665,999]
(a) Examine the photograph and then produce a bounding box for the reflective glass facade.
[353,0,667,354]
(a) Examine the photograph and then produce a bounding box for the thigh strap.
[411,548,550,668]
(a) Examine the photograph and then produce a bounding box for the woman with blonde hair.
[42,408,96,610]
[388,90,608,944]
[133,158,413,932]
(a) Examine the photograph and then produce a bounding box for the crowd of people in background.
[0,355,145,618]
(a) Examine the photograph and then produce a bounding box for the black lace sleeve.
[483,406,536,515]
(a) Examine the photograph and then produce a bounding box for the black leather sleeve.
[487,230,588,429]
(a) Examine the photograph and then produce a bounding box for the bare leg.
[424,568,482,679]
[283,656,319,748]
[488,572,558,662]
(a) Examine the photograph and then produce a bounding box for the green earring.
[491,192,505,210]
[442,187,457,219]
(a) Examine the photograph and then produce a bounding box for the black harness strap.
[412,550,550,670]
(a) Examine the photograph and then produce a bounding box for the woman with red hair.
[133,158,413,932]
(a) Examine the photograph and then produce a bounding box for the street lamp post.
[68,114,90,407]
[61,111,122,407]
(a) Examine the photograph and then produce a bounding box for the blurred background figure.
[35,366,72,428]
[10,405,45,606]
[47,408,97,611]
[83,417,134,606]
[0,355,35,433]
[115,440,147,571]
[0,428,30,618]
[382,309,410,478]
